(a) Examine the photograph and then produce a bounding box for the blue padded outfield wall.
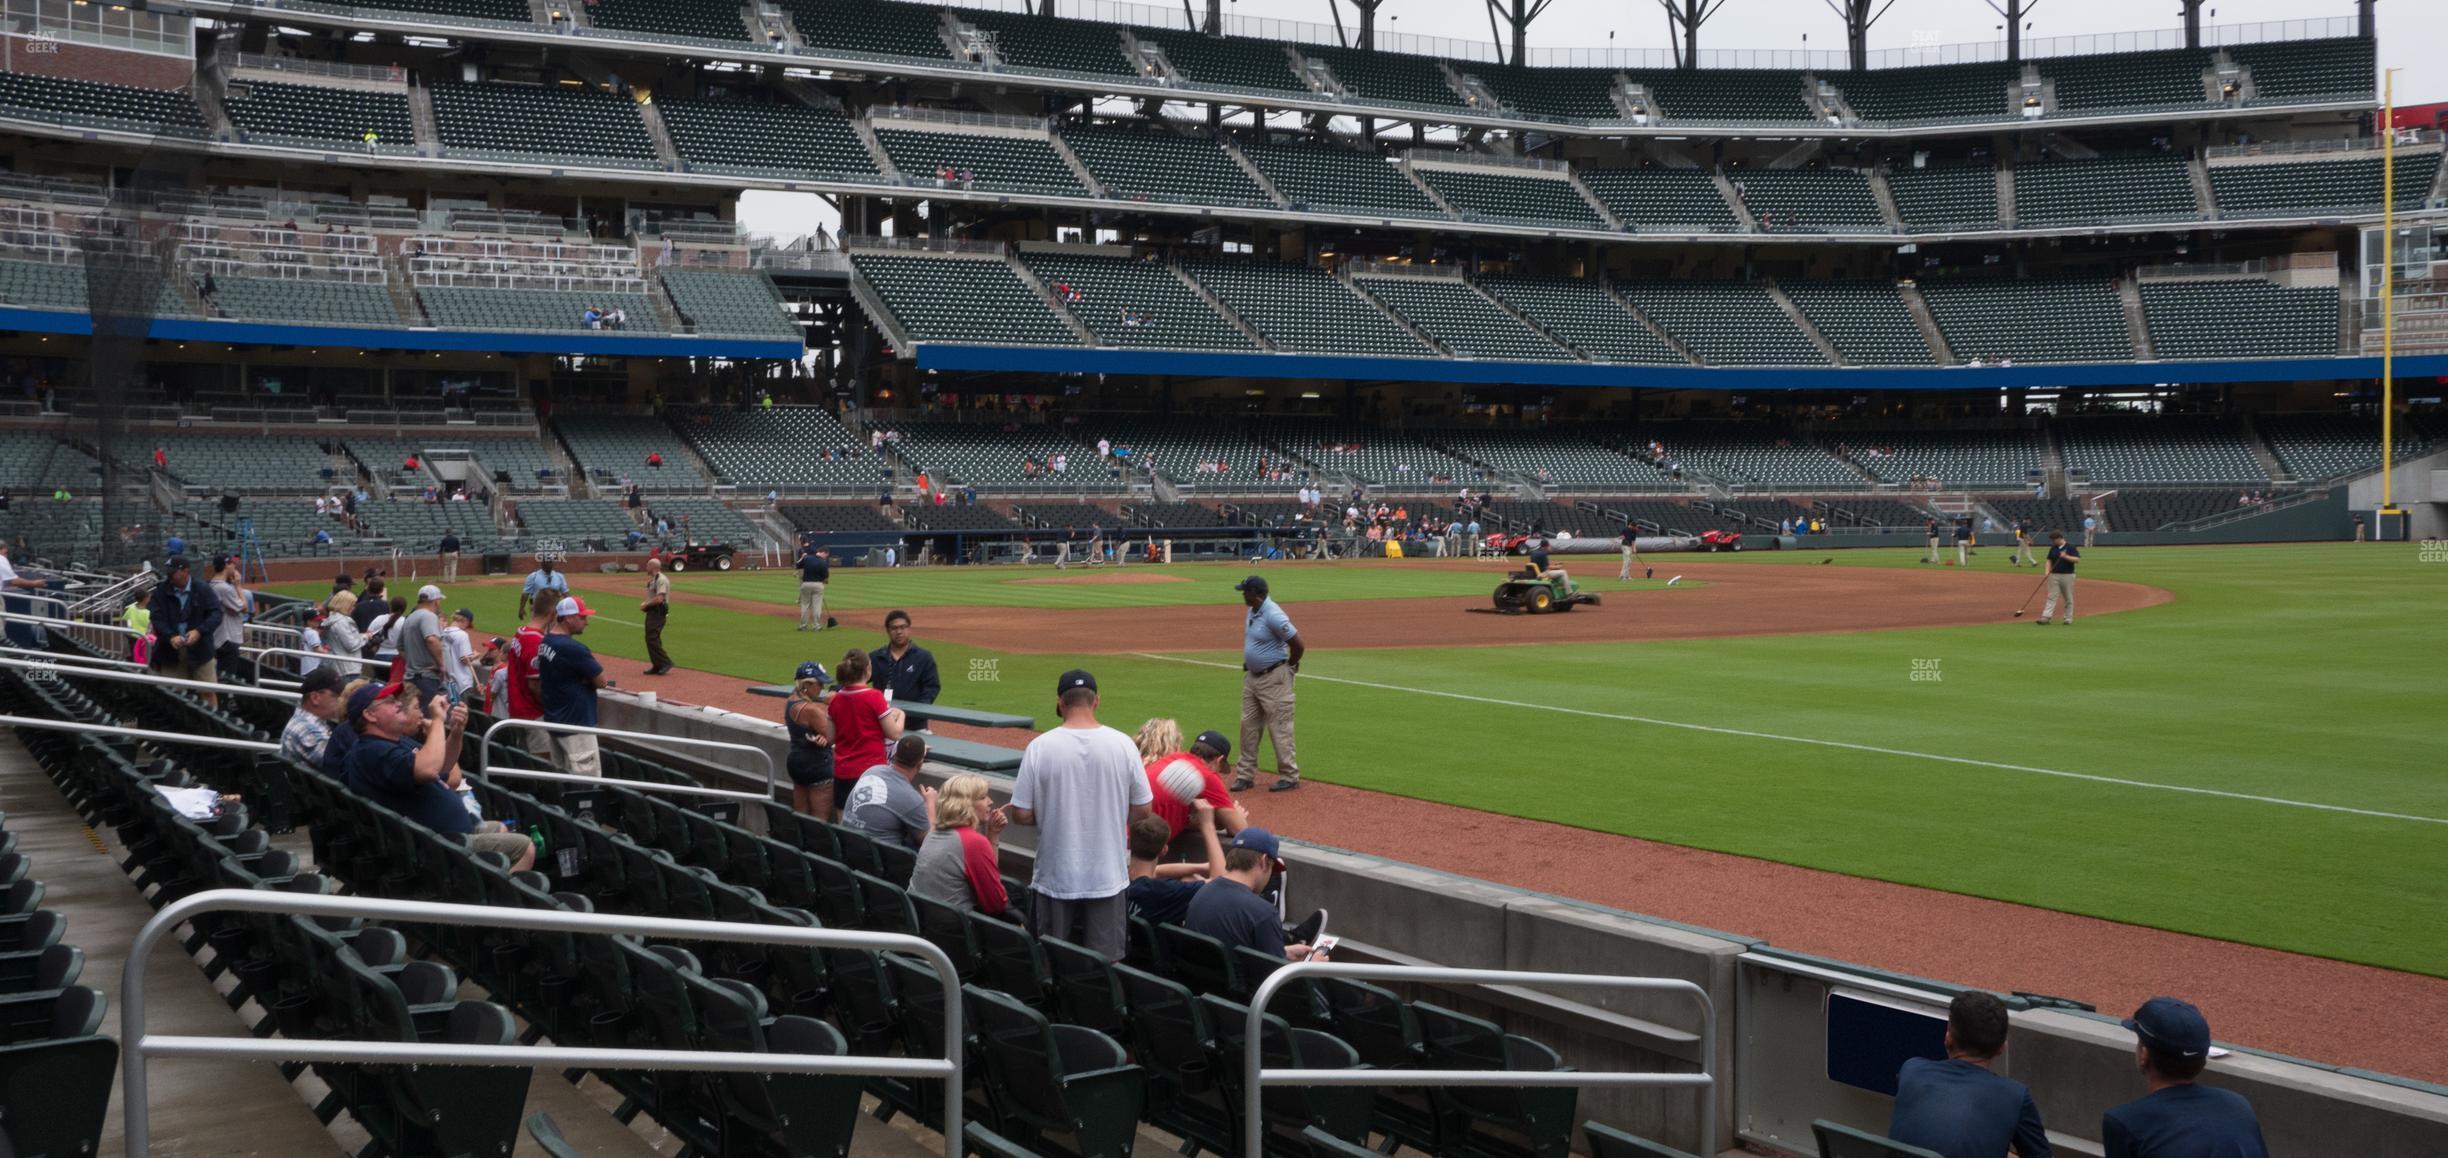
[913,343,2448,389]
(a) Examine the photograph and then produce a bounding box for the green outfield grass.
[277,543,2447,976]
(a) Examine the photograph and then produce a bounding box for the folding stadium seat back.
[964,905,1052,1008]
[1035,935,1120,1032]
[0,1024,118,1158]
[1110,963,1235,1154]
[1413,1001,1579,1158]
[879,951,995,1132]
[821,946,900,1055]
[962,984,1145,1158]
[0,940,81,994]
[703,979,863,1158]
[1813,1119,1948,1158]
[910,890,980,979]
[875,840,920,886]
[852,870,920,936]
[1200,992,1375,1142]
[1585,1119,1704,1158]
[0,983,105,1044]
[0,908,63,954]
[809,856,867,931]
[1155,923,1244,999]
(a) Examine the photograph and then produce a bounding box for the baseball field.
[274,542,2447,980]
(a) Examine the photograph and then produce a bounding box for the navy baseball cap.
[1234,575,1269,595]
[1229,828,1282,858]
[1192,730,1232,759]
[2123,997,2211,1058]
[298,667,346,696]
[795,661,829,683]
[165,554,190,573]
[1057,669,1097,694]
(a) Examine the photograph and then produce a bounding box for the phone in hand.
[1312,935,1339,955]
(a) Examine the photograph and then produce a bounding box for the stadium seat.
[2015,154,2200,228]
[874,126,1090,198]
[1018,251,1257,350]
[965,984,1146,1158]
[1413,1001,1578,1158]
[1356,275,1575,360]
[776,0,957,60]
[1627,67,1811,124]
[660,98,882,180]
[1234,136,1448,219]
[1474,276,1685,364]
[2140,279,2338,360]
[2043,47,2213,113]
[963,9,1135,77]
[676,407,881,491]
[1834,61,2020,125]
[584,0,753,41]
[430,83,659,166]
[1778,281,1937,365]
[1616,281,1827,366]
[211,275,404,328]
[1058,123,1275,209]
[1919,278,2132,364]
[223,80,415,148]
[660,269,802,339]
[2209,153,2441,219]
[851,253,1084,347]
[1416,167,1610,231]
[1305,45,1465,112]
[2059,415,2268,485]
[1134,29,1305,94]
[2226,37,2376,104]
[1886,161,2002,231]
[1465,63,1620,121]
[1180,261,1432,357]
[1578,168,1742,233]
[1731,166,1887,232]
[0,72,206,135]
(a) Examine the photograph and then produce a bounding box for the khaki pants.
[441,551,460,581]
[798,581,826,629]
[558,732,602,777]
[2084,527,2096,547]
[2041,573,2076,622]
[1236,663,1299,783]
[1619,545,1638,579]
[1056,543,1071,568]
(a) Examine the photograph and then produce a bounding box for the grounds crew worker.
[796,539,830,631]
[1230,575,1304,794]
[1618,520,1643,580]
[2011,520,2036,567]
[1924,516,1942,564]
[2037,530,2079,626]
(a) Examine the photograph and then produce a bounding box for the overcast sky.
[739,0,2437,238]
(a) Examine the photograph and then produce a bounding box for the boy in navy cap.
[2103,997,2266,1158]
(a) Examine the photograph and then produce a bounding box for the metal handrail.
[1241,963,1717,1158]
[0,657,301,702]
[0,715,280,753]
[243,645,390,674]
[479,717,778,797]
[0,609,149,638]
[0,644,148,670]
[121,889,963,1158]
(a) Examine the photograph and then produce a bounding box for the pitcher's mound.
[1010,572,1192,586]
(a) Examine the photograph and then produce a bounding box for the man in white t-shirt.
[1007,668,1153,961]
[440,608,477,701]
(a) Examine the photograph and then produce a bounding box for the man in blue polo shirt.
[1230,576,1303,793]
[342,681,534,870]
[1888,990,2051,1158]
[518,558,567,621]
[2102,997,2265,1158]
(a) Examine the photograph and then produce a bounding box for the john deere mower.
[1488,570,1601,614]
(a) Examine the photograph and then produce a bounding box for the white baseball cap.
[416,585,444,603]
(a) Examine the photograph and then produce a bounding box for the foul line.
[1130,653,2448,827]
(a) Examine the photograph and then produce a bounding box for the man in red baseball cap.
[536,596,606,777]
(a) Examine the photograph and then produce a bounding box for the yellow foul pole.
[2379,67,2398,527]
